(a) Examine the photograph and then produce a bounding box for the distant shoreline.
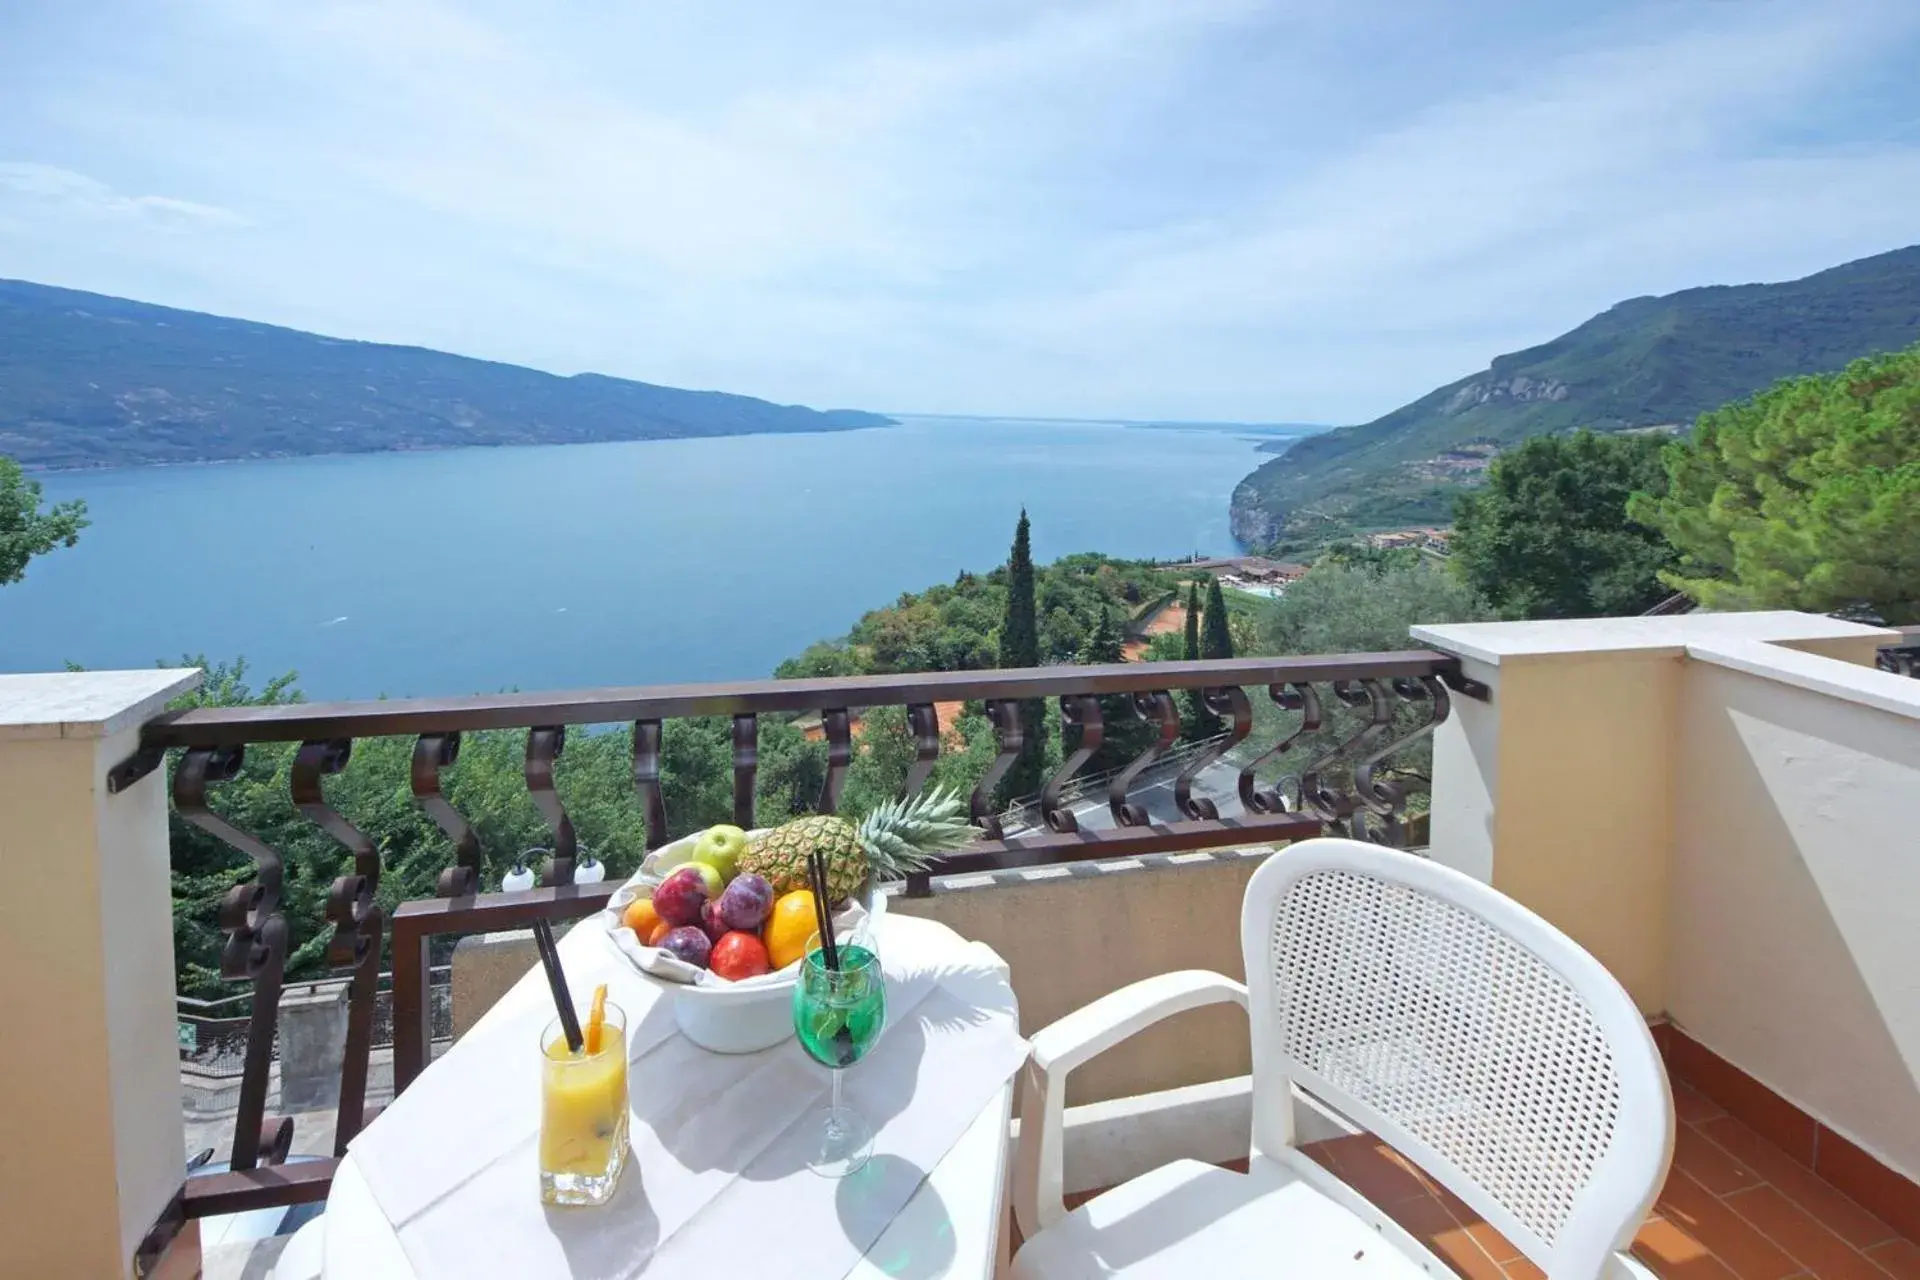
[897,411,1328,437]
[18,418,902,475]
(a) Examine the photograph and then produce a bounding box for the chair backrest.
[1241,838,1672,1278]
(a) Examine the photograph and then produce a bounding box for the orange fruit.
[646,920,672,947]
[621,897,661,939]
[762,890,819,970]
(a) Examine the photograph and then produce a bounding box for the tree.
[1180,579,1219,737]
[1,454,88,585]
[1182,581,1201,661]
[1201,576,1235,659]
[1075,605,1156,773]
[1041,605,1085,662]
[1451,430,1675,619]
[1251,564,1493,814]
[774,641,864,680]
[1631,343,1920,623]
[1141,631,1186,662]
[996,510,1047,802]
[1077,605,1123,665]
[1260,561,1492,656]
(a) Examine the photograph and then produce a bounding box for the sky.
[2,0,1918,424]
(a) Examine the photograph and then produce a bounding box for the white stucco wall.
[1670,648,1920,1179]
[1420,613,1920,1180]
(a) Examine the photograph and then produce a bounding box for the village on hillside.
[1179,525,1451,598]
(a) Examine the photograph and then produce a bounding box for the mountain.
[0,280,893,469]
[1230,244,1920,547]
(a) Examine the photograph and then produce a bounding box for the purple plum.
[718,873,775,931]
[651,865,709,927]
[700,899,730,943]
[659,925,712,970]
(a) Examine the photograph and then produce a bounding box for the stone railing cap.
[1411,611,1898,667]
[0,669,204,742]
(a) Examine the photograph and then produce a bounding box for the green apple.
[690,824,749,883]
[677,859,724,900]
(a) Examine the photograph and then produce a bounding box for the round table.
[320,913,1016,1279]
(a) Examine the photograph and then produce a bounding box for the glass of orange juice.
[539,1001,629,1206]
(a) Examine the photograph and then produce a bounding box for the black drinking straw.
[808,852,840,971]
[532,919,584,1053]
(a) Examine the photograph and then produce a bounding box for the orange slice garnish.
[585,983,608,1055]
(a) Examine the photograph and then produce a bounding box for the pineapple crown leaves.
[855,784,979,880]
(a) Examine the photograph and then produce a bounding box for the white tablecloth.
[323,912,1023,1279]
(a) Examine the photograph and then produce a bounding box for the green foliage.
[1318,542,1424,574]
[1074,605,1160,771]
[1177,578,1215,738]
[997,510,1047,802]
[1235,245,1920,543]
[1451,430,1676,619]
[0,280,892,469]
[1077,606,1124,665]
[773,642,865,681]
[1633,342,1920,623]
[0,454,87,585]
[1142,631,1187,662]
[1259,561,1493,656]
[1201,577,1235,659]
[1041,606,1086,663]
[1249,564,1492,805]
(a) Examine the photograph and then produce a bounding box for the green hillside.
[1230,244,1920,547]
[0,280,893,470]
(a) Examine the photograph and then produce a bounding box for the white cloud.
[0,163,247,229]
[0,0,1915,420]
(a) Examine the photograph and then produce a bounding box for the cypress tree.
[1202,575,1235,659]
[1184,578,1220,737]
[1182,575,1228,736]
[1182,581,1201,661]
[997,510,1047,803]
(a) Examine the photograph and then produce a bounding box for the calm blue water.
[0,418,1276,699]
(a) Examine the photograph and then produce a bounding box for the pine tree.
[1202,575,1235,660]
[1076,604,1150,773]
[1078,605,1124,664]
[997,510,1048,803]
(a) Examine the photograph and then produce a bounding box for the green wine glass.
[792,938,886,1177]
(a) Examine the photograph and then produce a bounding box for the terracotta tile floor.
[1293,1083,1915,1280]
[1030,1085,1914,1277]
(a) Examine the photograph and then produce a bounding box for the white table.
[320,913,1016,1279]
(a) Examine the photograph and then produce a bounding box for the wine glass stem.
[830,1065,844,1117]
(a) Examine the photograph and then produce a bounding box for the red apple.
[709,932,771,981]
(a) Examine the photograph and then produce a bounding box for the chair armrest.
[1012,971,1248,1240]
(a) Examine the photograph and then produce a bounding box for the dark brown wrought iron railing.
[127,651,1482,1260]
[1879,626,1920,678]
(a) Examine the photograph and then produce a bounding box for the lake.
[0,417,1283,700]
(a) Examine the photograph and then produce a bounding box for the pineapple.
[740,785,977,903]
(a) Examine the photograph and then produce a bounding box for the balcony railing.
[121,650,1481,1250]
[1879,626,1920,677]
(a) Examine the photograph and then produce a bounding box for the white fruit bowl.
[600,829,882,1054]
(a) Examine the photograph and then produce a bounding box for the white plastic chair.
[1010,838,1673,1280]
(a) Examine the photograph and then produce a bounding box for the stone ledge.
[1689,636,1920,723]
[1414,610,1896,668]
[0,668,202,741]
